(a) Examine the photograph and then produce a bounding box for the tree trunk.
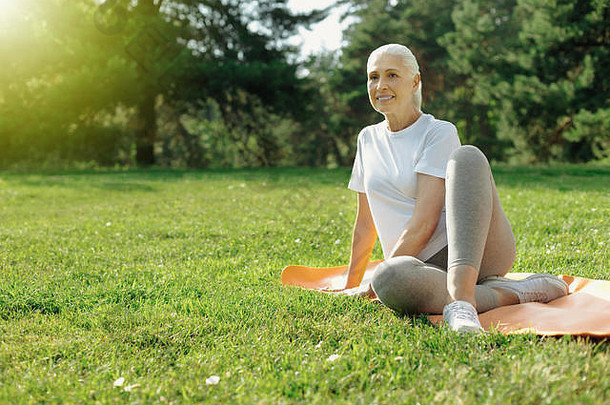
[133,0,163,166]
[135,90,157,166]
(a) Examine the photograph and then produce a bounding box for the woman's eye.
[389,73,398,78]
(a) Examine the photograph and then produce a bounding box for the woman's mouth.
[376,95,394,102]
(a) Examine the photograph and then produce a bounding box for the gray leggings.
[371,146,516,314]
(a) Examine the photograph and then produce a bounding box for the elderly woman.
[342,44,568,333]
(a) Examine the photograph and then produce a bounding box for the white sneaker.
[443,300,484,334]
[480,274,568,304]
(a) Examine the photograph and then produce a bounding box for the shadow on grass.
[2,165,609,193]
[10,177,157,193]
[1,167,350,194]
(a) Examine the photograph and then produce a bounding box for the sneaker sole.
[456,325,484,334]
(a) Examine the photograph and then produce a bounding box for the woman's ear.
[412,73,421,91]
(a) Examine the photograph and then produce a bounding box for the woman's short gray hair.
[367,44,422,110]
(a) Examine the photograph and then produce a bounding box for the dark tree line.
[0,0,607,169]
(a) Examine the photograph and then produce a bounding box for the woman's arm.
[344,192,378,289]
[389,173,445,258]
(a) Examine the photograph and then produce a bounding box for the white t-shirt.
[348,113,461,261]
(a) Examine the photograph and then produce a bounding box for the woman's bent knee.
[371,256,427,314]
[449,145,489,170]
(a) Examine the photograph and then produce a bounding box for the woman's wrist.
[345,268,364,289]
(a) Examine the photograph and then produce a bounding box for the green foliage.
[564,108,610,160]
[161,94,298,168]
[442,0,609,162]
[333,0,608,163]
[154,0,327,167]
[0,167,608,403]
[0,0,326,168]
[1,0,607,167]
[0,0,139,167]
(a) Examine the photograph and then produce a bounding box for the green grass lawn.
[0,165,608,404]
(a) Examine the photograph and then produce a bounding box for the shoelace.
[448,304,478,322]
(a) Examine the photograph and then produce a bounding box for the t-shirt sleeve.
[348,130,366,193]
[414,123,461,179]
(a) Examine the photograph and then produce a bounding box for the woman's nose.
[377,77,389,90]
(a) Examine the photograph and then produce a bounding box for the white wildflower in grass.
[113,377,125,387]
[326,354,341,362]
[334,239,341,244]
[294,238,301,243]
[205,375,220,385]
[106,222,112,227]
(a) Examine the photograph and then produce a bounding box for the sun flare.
[0,0,17,16]
[0,0,26,30]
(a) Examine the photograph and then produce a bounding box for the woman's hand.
[323,283,376,299]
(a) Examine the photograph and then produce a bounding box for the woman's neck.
[385,109,422,132]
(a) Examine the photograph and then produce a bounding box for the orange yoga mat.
[281,262,610,337]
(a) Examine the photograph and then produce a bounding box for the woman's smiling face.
[367,53,419,117]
